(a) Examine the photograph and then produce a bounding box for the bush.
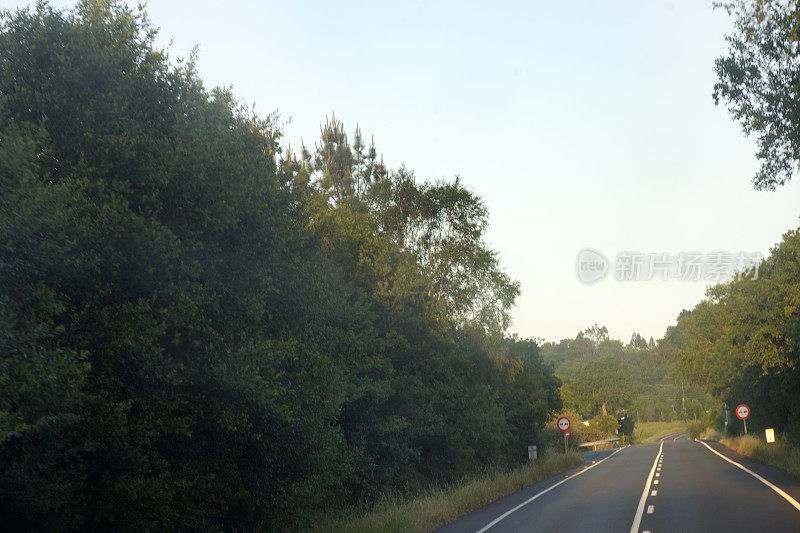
[592,414,620,437]
[547,411,604,449]
[687,420,704,439]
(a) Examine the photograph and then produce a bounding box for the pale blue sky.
[9,0,800,342]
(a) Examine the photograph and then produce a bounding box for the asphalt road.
[437,439,800,532]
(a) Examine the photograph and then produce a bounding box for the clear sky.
[8,0,800,343]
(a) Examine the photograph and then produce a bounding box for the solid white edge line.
[629,442,663,533]
[697,440,800,512]
[474,446,627,532]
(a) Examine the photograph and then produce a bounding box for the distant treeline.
[540,325,715,426]
[0,2,561,530]
[667,227,800,439]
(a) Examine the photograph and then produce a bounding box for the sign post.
[557,416,571,454]
[736,404,750,435]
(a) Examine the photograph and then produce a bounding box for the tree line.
[666,227,800,438]
[666,0,800,439]
[0,2,561,530]
[540,325,715,437]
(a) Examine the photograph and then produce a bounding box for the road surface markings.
[474,447,627,532]
[629,442,663,533]
[698,440,800,512]
[653,479,659,485]
[651,490,657,496]
[646,505,655,514]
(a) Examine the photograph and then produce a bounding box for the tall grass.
[719,434,800,479]
[309,452,582,533]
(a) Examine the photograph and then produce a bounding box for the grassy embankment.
[714,433,800,479]
[310,452,582,533]
[634,420,690,444]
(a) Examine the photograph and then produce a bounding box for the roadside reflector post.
[528,445,538,460]
[765,428,775,443]
[723,402,728,433]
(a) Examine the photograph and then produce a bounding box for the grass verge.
[718,434,800,479]
[634,420,690,444]
[309,452,582,533]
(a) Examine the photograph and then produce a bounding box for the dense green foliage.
[0,2,561,529]
[668,225,800,439]
[714,0,800,189]
[541,325,716,429]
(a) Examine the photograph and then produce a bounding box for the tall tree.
[565,356,635,416]
[714,0,800,189]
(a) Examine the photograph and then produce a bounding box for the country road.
[437,439,800,532]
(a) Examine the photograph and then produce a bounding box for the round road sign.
[557,416,571,432]
[736,404,750,420]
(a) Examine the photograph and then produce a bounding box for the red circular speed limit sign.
[557,416,571,432]
[736,404,750,420]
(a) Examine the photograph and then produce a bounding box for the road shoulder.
[435,447,626,532]
[700,439,800,503]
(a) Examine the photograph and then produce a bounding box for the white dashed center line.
[629,442,663,533]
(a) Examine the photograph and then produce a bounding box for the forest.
[0,2,561,529]
[2,0,800,530]
[667,226,800,439]
[666,0,800,441]
[541,325,715,431]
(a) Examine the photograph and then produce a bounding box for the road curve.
[436,439,800,532]
[658,431,690,442]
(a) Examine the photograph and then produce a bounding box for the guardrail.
[578,438,621,451]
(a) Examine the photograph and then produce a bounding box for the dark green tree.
[565,357,635,417]
[714,0,800,189]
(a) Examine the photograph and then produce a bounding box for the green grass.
[309,452,583,533]
[634,420,690,444]
[719,434,800,479]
